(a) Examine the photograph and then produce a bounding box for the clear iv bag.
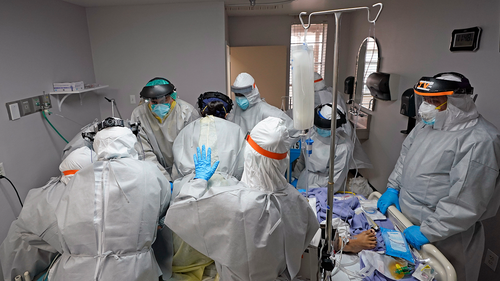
[291,43,314,130]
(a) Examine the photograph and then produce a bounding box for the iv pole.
[299,3,383,278]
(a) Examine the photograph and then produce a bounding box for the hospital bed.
[297,192,457,281]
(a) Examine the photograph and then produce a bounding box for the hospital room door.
[229,46,288,109]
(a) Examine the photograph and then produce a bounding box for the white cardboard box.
[53,81,84,92]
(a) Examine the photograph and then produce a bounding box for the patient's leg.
[340,229,377,254]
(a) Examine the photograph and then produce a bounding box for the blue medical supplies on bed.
[381,227,415,264]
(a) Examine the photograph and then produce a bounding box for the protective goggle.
[145,95,170,105]
[231,83,255,94]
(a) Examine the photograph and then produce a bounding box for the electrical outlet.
[21,99,32,115]
[485,249,498,271]
[0,162,5,177]
[130,95,136,104]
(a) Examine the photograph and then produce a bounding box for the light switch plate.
[7,103,21,120]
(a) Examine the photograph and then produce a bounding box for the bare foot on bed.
[339,229,377,254]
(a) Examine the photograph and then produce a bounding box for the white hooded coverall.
[166,117,319,281]
[131,99,199,181]
[0,147,95,281]
[172,115,246,181]
[49,127,171,280]
[388,94,500,281]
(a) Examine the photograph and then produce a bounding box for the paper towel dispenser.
[366,72,400,101]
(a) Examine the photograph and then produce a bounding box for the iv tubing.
[297,1,384,270]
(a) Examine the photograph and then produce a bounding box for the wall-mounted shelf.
[49,85,108,111]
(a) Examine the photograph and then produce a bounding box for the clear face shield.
[413,73,473,126]
[82,117,145,160]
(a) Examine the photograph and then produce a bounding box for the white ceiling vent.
[225,4,284,11]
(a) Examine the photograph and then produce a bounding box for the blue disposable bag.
[380,227,415,264]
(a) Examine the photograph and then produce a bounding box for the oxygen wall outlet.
[5,94,51,120]
[0,162,5,177]
[485,249,498,271]
[130,95,136,104]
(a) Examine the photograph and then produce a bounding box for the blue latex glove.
[193,145,220,181]
[404,225,430,250]
[170,182,173,192]
[377,187,401,214]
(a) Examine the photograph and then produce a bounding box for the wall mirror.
[353,37,379,111]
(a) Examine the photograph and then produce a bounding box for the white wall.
[86,2,227,118]
[0,0,100,240]
[343,0,500,192]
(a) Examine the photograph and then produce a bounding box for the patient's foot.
[342,229,377,254]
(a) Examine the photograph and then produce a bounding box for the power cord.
[0,175,23,207]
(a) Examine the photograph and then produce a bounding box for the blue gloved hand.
[170,182,173,192]
[193,145,220,181]
[404,225,430,250]
[377,187,401,215]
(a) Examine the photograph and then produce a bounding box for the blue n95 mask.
[236,96,249,110]
[151,103,171,118]
[316,127,331,137]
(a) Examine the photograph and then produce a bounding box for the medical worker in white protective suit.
[313,72,372,170]
[377,72,500,281]
[167,91,246,281]
[293,103,353,191]
[172,91,246,182]
[131,77,199,181]
[166,117,319,281]
[0,147,95,281]
[49,120,171,280]
[228,72,300,144]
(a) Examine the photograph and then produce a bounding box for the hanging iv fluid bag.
[291,43,314,130]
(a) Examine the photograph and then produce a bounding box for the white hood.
[59,146,96,185]
[241,117,291,192]
[232,72,261,106]
[93,127,138,160]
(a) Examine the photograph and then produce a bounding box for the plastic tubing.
[42,110,69,143]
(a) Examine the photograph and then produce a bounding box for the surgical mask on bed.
[316,127,331,137]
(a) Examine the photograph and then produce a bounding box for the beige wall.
[230,46,288,108]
